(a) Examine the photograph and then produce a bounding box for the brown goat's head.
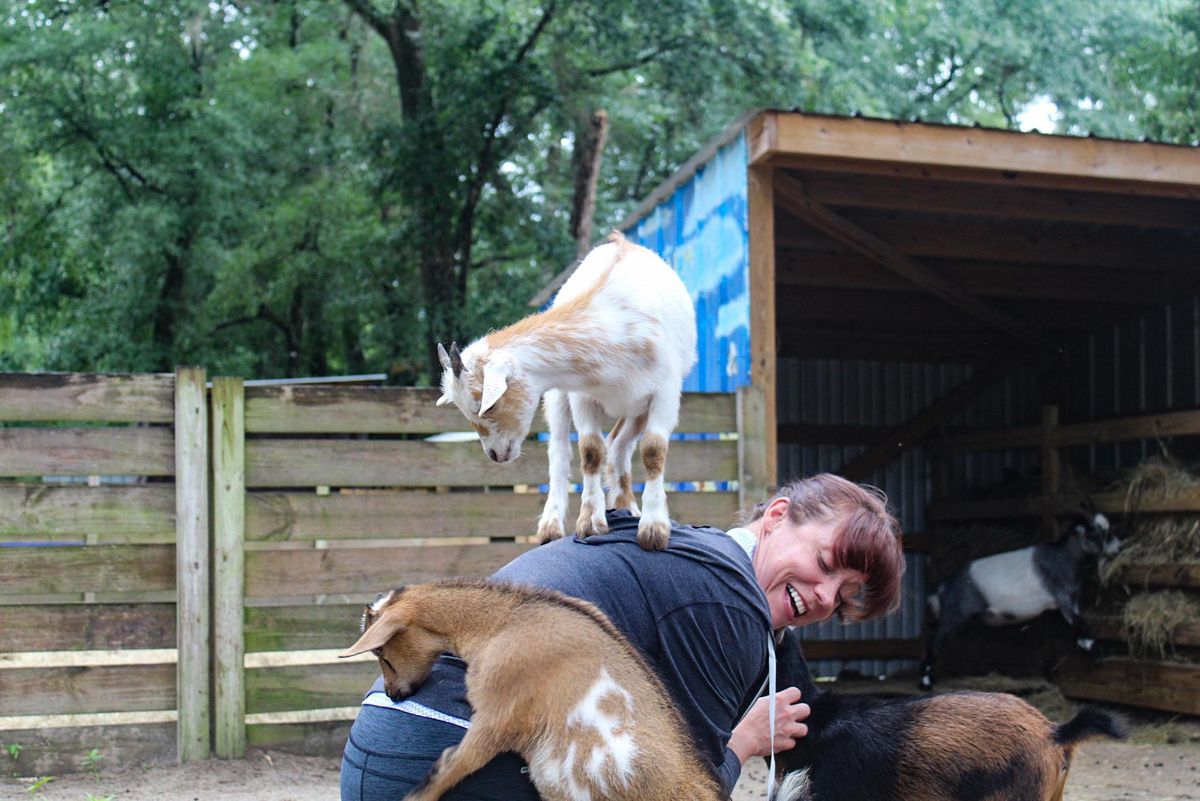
[436,342,537,464]
[339,589,447,702]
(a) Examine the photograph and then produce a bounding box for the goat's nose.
[488,448,499,461]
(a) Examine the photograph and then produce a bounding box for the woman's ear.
[762,496,790,534]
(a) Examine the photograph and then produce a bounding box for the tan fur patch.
[895,693,1060,800]
[613,474,636,510]
[580,433,605,475]
[484,240,627,357]
[471,421,491,438]
[641,433,667,480]
[486,376,531,434]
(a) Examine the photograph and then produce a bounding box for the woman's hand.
[727,686,810,764]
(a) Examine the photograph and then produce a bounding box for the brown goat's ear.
[448,342,465,378]
[340,617,405,658]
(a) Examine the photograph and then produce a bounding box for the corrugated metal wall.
[627,133,751,393]
[782,293,1200,677]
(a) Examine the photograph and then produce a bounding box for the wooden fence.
[926,404,1200,716]
[0,371,748,771]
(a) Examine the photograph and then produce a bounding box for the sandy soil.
[4,738,1197,801]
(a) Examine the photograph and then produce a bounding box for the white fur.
[440,236,696,547]
[969,548,1056,624]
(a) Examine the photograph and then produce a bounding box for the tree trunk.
[570,109,609,259]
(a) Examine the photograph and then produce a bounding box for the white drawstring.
[766,631,777,800]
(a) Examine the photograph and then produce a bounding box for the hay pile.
[1098,456,1200,662]
[1119,590,1200,660]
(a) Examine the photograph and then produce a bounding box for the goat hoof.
[576,506,608,538]
[535,517,565,544]
[636,518,670,551]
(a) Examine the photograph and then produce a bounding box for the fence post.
[175,367,211,762]
[212,377,246,758]
[737,383,775,508]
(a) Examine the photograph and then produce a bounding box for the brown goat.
[340,579,723,801]
[773,627,1126,801]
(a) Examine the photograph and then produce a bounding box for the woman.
[341,473,905,800]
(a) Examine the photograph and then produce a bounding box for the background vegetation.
[2,0,1196,382]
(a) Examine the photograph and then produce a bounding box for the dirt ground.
[4,739,1197,801]
[6,675,1199,801]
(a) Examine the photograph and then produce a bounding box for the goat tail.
[1053,706,1128,747]
[771,768,814,801]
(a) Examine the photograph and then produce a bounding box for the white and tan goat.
[436,232,696,550]
[341,579,723,801]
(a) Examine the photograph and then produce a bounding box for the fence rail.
[1,372,748,771]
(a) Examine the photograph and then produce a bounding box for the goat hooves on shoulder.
[535,517,565,544]
[575,506,609,538]
[636,518,670,551]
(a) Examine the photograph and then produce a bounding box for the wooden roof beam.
[776,251,1176,305]
[773,173,1058,353]
[751,112,1200,198]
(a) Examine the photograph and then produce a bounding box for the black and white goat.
[772,628,1126,801]
[919,510,1119,690]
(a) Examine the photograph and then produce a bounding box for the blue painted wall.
[627,133,751,393]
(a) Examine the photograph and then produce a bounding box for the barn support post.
[212,377,246,758]
[741,163,777,504]
[175,367,211,762]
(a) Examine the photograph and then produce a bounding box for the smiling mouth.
[787,584,808,618]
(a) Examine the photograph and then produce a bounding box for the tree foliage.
[0,0,1193,380]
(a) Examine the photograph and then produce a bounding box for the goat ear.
[437,343,453,372]
[449,341,465,378]
[340,617,405,658]
[478,362,509,416]
[435,392,454,407]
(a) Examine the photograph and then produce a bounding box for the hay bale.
[1103,515,1200,582]
[1110,454,1200,513]
[1120,590,1200,660]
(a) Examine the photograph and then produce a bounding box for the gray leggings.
[339,703,539,801]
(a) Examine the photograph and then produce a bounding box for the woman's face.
[752,500,867,629]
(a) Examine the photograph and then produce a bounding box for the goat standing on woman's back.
[436,232,697,550]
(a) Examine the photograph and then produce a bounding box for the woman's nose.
[814,582,838,610]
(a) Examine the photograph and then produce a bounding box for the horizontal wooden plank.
[246,386,736,434]
[245,662,378,714]
[246,489,740,541]
[0,603,175,651]
[929,490,1200,521]
[1058,656,1200,716]
[245,542,531,597]
[0,427,175,477]
[797,637,924,661]
[0,372,175,424]
[245,438,738,488]
[0,721,175,775]
[246,719,350,758]
[0,485,175,540]
[0,665,174,716]
[246,605,364,652]
[1108,562,1200,589]
[1085,613,1200,648]
[0,545,175,594]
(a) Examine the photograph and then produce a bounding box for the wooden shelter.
[537,110,1200,700]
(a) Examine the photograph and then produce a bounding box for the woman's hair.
[743,474,905,621]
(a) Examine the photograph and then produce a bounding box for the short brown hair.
[744,474,905,621]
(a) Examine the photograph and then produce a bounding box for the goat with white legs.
[919,510,1119,690]
[435,232,696,550]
